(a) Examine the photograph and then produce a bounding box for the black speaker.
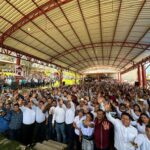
[135,81,139,86]
[63,81,65,86]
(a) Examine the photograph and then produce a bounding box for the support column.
[75,73,77,85]
[15,57,21,86]
[118,72,120,82]
[16,57,20,65]
[60,69,63,86]
[137,65,142,87]
[141,64,147,88]
[118,72,121,82]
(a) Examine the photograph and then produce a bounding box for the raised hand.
[104,102,111,112]
[98,97,104,104]
[102,121,110,130]
[125,101,130,109]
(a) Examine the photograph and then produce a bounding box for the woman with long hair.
[79,112,94,150]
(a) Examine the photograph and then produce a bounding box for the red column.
[118,72,122,82]
[141,64,147,88]
[118,72,120,82]
[16,57,20,65]
[60,69,63,86]
[16,57,21,85]
[137,65,142,87]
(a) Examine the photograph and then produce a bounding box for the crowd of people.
[0,75,52,90]
[0,80,150,150]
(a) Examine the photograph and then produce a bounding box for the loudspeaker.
[63,81,65,86]
[135,81,139,86]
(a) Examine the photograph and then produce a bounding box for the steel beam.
[108,0,122,65]
[0,44,78,72]
[50,42,150,62]
[31,0,87,68]
[68,57,131,69]
[98,0,104,65]
[0,0,73,43]
[121,54,150,75]
[56,1,92,67]
[113,0,146,66]
[77,0,97,66]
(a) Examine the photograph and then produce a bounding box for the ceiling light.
[27,28,31,31]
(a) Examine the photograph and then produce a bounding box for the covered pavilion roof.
[0,0,150,73]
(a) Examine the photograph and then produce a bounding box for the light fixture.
[27,28,31,31]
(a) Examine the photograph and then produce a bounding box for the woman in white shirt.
[73,109,84,150]
[134,124,150,150]
[130,104,142,121]
[136,113,150,134]
[79,112,95,150]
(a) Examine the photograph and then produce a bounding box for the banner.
[15,65,23,76]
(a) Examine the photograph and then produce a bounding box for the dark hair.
[78,109,84,114]
[120,103,126,108]
[97,109,105,115]
[39,101,44,104]
[86,112,94,121]
[14,103,19,107]
[138,113,150,125]
[133,104,142,112]
[121,112,132,120]
[146,123,150,129]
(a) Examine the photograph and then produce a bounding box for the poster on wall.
[15,65,23,76]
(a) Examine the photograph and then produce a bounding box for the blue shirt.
[9,110,23,130]
[0,116,9,133]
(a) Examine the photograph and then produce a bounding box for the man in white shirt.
[134,124,150,150]
[65,101,75,150]
[105,103,138,150]
[52,99,66,143]
[32,101,48,143]
[19,101,35,146]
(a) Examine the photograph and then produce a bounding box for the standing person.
[0,109,9,135]
[105,103,138,150]
[73,109,84,150]
[32,101,48,143]
[9,103,23,141]
[65,101,75,150]
[79,112,95,150]
[94,109,113,150]
[48,100,56,140]
[134,124,150,150]
[52,99,66,143]
[136,113,150,134]
[19,101,35,146]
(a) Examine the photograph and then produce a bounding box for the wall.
[108,73,118,79]
[121,68,138,84]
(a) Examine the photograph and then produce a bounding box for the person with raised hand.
[134,124,150,150]
[94,109,113,150]
[104,103,138,150]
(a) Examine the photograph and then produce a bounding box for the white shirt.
[79,121,94,136]
[32,106,48,123]
[106,112,138,150]
[65,108,75,124]
[52,105,66,124]
[20,106,35,125]
[91,111,97,119]
[130,109,140,121]
[49,106,55,115]
[73,116,84,135]
[134,134,150,150]
[131,121,146,134]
